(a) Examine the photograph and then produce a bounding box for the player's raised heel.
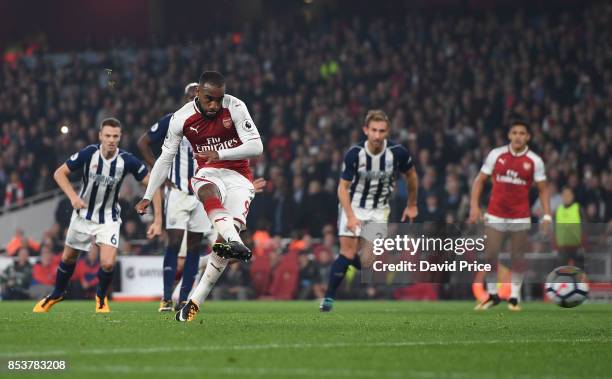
[159,299,173,312]
[175,300,199,322]
[507,297,522,311]
[474,294,501,311]
[213,241,252,262]
[33,295,64,313]
[319,297,334,312]
[95,295,111,313]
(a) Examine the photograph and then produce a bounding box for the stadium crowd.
[1,4,611,300]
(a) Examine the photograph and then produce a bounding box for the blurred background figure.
[0,248,32,300]
[555,187,584,268]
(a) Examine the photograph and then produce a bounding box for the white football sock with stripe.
[209,210,243,244]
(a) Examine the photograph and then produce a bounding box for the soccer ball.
[545,266,589,308]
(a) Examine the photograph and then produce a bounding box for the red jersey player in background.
[136,71,263,322]
[469,120,551,311]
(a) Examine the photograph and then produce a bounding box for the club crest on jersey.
[523,162,531,170]
[223,117,233,129]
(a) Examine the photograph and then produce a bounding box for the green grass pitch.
[1,301,611,379]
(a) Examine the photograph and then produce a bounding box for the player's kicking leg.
[474,225,503,311]
[320,236,362,312]
[33,246,79,312]
[175,180,252,322]
[175,231,203,310]
[195,182,252,261]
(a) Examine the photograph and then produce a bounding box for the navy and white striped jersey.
[148,113,195,194]
[66,145,148,224]
[341,140,414,210]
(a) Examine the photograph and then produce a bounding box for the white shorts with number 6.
[190,167,255,231]
[65,212,121,251]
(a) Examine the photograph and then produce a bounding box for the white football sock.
[189,253,228,306]
[486,271,498,295]
[172,255,210,304]
[510,272,524,299]
[209,210,243,244]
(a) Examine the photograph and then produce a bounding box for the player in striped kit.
[33,118,162,313]
[138,83,216,312]
[320,110,419,312]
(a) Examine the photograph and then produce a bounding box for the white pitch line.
[0,337,608,359]
[68,364,607,379]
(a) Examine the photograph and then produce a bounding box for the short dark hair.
[100,117,122,130]
[199,71,225,87]
[508,119,531,134]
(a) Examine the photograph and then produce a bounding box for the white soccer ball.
[545,266,589,308]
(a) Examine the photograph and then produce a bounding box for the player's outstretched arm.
[194,138,263,163]
[469,173,488,223]
[53,163,86,209]
[401,167,419,222]
[337,178,360,233]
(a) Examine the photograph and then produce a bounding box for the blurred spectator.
[4,172,24,207]
[29,245,58,299]
[555,187,584,268]
[298,180,336,237]
[313,248,333,299]
[297,252,319,299]
[0,248,32,300]
[213,263,252,300]
[5,229,40,256]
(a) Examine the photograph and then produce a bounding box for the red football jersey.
[163,94,261,181]
[481,145,546,219]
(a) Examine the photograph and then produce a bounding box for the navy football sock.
[96,268,114,299]
[162,247,179,301]
[179,251,200,303]
[352,255,362,270]
[50,261,76,299]
[324,255,351,299]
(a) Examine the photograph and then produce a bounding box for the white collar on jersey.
[99,147,119,162]
[365,139,387,157]
[508,144,529,157]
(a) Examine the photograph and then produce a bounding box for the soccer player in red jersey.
[469,120,551,311]
[136,71,263,322]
